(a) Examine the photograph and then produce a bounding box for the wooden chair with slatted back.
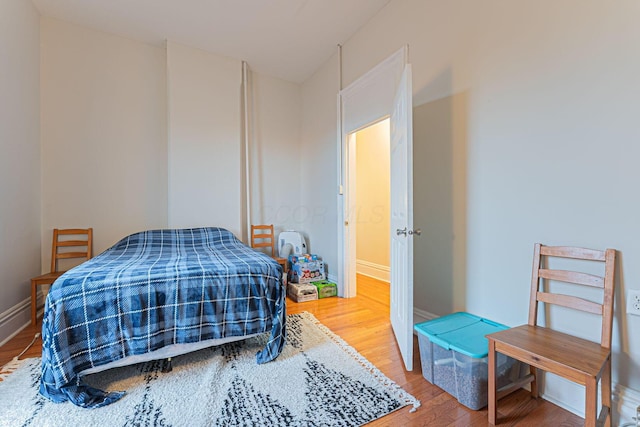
[486,244,616,427]
[31,228,93,326]
[250,225,288,275]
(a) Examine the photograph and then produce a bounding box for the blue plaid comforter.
[39,227,285,408]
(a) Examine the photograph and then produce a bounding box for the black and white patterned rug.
[0,312,419,426]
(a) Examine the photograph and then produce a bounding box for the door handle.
[397,228,421,237]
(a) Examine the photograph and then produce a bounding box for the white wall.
[40,22,301,259]
[0,0,41,338]
[247,71,302,238]
[355,119,390,281]
[41,17,168,259]
[300,54,340,273]
[413,94,468,316]
[300,0,640,419]
[166,42,243,236]
[166,44,302,242]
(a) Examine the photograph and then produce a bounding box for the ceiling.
[31,0,390,83]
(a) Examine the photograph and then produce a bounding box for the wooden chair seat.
[489,325,611,384]
[273,256,287,272]
[31,271,65,285]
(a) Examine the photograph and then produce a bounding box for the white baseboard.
[524,370,639,427]
[356,259,390,283]
[539,373,583,417]
[413,307,437,329]
[614,384,640,426]
[0,294,36,347]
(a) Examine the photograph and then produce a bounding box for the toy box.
[311,280,337,298]
[414,312,524,410]
[287,283,318,303]
[288,254,325,284]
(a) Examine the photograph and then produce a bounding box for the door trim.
[337,46,408,298]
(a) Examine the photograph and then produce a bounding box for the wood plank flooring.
[0,274,583,426]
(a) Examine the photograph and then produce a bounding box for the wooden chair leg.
[530,365,539,398]
[31,280,37,326]
[488,339,498,425]
[602,356,612,427]
[585,376,598,427]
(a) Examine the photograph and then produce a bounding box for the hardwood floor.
[0,274,583,426]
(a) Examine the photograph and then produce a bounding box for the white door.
[390,64,414,371]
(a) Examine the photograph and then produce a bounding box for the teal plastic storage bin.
[414,312,523,410]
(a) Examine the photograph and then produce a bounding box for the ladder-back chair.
[31,228,93,326]
[486,243,616,427]
[250,225,288,275]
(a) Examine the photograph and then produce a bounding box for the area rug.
[0,312,419,426]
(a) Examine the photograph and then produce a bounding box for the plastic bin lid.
[414,312,509,358]
[414,312,480,336]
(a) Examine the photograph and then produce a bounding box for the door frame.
[336,46,408,298]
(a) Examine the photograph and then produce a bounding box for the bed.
[39,227,285,408]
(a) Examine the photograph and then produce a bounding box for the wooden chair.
[31,228,93,326]
[250,225,288,275]
[486,244,616,427]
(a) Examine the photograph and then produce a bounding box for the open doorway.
[337,46,414,370]
[353,119,391,297]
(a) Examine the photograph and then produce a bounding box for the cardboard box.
[288,254,325,284]
[311,280,337,298]
[414,312,524,410]
[287,283,318,303]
